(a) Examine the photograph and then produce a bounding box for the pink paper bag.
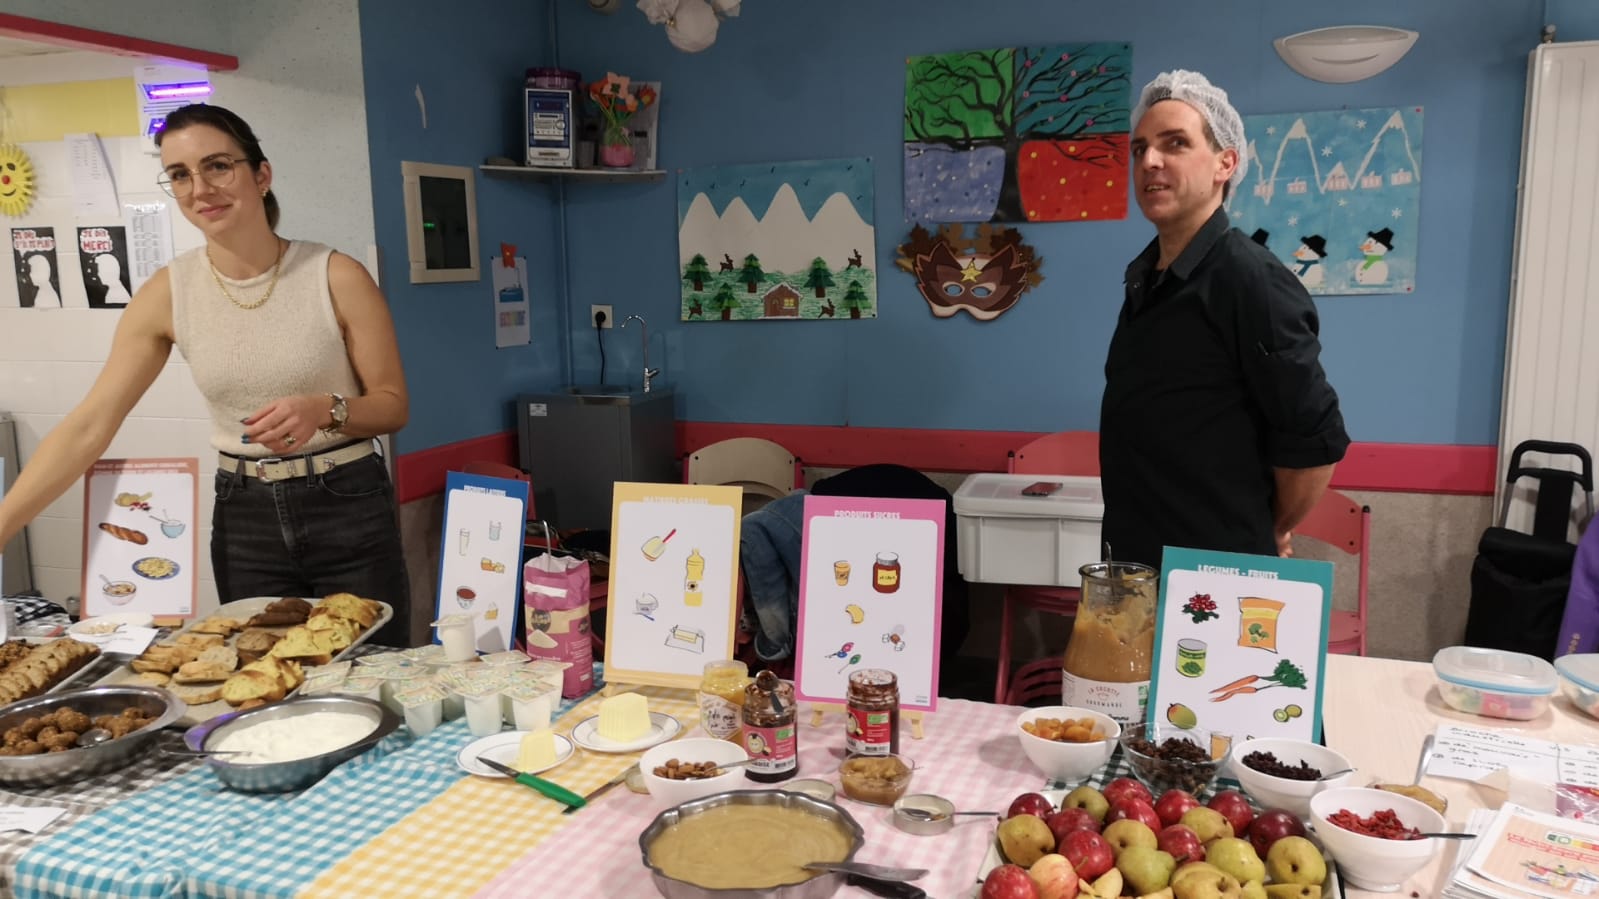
[523,552,595,698]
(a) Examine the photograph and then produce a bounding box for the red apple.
[982,863,1042,899]
[1046,807,1102,845]
[1206,789,1256,838]
[1060,829,1115,881]
[1157,824,1206,864]
[1247,807,1308,857]
[1104,798,1161,833]
[1154,788,1201,828]
[1008,792,1056,820]
[1102,776,1153,808]
[1027,853,1081,899]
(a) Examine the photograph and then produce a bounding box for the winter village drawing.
[1228,106,1423,296]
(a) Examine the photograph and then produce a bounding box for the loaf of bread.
[97,522,149,545]
[245,597,312,628]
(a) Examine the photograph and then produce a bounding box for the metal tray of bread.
[97,594,391,727]
[0,637,106,712]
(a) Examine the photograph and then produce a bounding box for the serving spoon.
[896,806,999,821]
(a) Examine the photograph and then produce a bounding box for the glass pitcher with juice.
[1061,561,1158,726]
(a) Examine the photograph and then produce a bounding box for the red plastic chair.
[997,432,1100,705]
[1295,489,1372,656]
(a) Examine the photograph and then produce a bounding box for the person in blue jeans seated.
[0,103,411,646]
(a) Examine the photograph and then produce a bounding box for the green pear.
[1265,836,1327,886]
[1179,806,1234,843]
[1103,818,1160,854]
[1171,861,1226,889]
[1263,885,1318,899]
[1171,867,1242,899]
[1240,880,1267,899]
[1064,784,1111,822]
[997,814,1055,868]
[1117,845,1176,895]
[1206,837,1265,885]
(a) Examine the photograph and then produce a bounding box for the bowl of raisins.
[1118,721,1229,796]
[1230,737,1355,818]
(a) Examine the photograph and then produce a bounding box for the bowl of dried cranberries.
[1309,787,1445,891]
[1230,736,1356,818]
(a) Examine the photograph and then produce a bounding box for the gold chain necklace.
[207,241,284,310]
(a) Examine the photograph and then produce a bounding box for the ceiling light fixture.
[1274,25,1419,83]
[636,0,738,53]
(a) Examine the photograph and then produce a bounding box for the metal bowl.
[639,789,864,899]
[0,685,187,788]
[184,694,399,793]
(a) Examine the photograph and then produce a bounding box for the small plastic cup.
[337,676,384,703]
[434,614,477,662]
[481,650,530,669]
[405,644,447,665]
[380,669,428,714]
[398,684,447,737]
[458,683,503,736]
[503,680,558,731]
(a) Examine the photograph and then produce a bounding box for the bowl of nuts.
[638,737,752,808]
[838,753,915,805]
[1015,706,1120,782]
[1230,737,1355,818]
[1118,720,1230,796]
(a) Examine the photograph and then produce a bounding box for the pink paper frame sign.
[81,458,199,619]
[794,495,946,711]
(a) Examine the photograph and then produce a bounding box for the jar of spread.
[698,659,750,742]
[872,552,901,594]
[741,669,798,782]
[1061,561,1158,726]
[845,668,899,756]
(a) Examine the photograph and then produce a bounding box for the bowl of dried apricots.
[1015,706,1119,782]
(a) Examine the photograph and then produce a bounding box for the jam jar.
[697,659,750,742]
[845,668,899,756]
[742,670,798,782]
[872,552,901,594]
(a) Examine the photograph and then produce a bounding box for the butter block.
[597,692,650,742]
[515,729,557,772]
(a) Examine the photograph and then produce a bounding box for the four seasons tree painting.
[905,42,1132,224]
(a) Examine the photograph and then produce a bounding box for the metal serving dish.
[0,685,186,788]
[639,790,865,899]
[183,694,399,793]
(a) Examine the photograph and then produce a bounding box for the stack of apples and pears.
[981,777,1330,899]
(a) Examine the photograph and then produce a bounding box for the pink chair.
[997,431,1100,705]
[1296,488,1372,656]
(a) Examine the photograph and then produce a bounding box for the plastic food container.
[1555,654,1599,720]
[1432,646,1557,720]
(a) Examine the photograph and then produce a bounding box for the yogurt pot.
[1433,645,1558,720]
[457,682,504,736]
[380,670,428,715]
[481,650,530,669]
[503,680,559,731]
[434,614,477,662]
[405,644,448,665]
[336,676,384,703]
[398,684,448,737]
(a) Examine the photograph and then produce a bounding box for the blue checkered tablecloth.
[9,677,591,899]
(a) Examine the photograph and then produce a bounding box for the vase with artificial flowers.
[588,72,657,168]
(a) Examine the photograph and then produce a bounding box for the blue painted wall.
[359,0,565,453]
[1548,0,1599,40]
[538,0,1555,447]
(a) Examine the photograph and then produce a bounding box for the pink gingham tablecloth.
[473,699,1043,899]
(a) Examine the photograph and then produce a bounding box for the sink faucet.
[619,314,660,393]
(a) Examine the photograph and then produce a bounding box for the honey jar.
[872,552,901,594]
[697,659,750,742]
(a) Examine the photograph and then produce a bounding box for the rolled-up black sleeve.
[1236,260,1350,469]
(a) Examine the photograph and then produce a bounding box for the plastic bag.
[523,551,594,698]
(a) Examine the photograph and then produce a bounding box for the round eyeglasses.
[157,157,249,198]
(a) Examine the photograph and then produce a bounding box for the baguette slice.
[171,683,224,705]
[221,669,286,706]
[125,671,171,687]
[173,661,233,684]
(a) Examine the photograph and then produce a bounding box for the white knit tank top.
[170,240,361,457]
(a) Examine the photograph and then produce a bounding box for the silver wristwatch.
[324,393,350,436]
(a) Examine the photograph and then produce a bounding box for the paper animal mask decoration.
[895,223,1044,320]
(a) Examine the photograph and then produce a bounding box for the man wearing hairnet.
[1099,70,1349,571]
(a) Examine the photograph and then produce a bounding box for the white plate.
[67,612,155,637]
[569,712,681,753]
[456,730,574,777]
[970,788,1341,897]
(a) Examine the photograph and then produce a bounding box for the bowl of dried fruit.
[1015,706,1119,782]
[1229,737,1355,818]
[639,737,752,808]
[1309,786,1444,891]
[1118,720,1230,797]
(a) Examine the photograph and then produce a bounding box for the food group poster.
[794,495,945,711]
[603,482,742,690]
[1149,547,1332,743]
[81,458,198,618]
[435,471,530,652]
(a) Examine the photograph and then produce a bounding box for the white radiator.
[1499,40,1599,540]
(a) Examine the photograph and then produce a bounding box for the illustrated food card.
[435,471,530,652]
[603,482,743,690]
[82,458,199,618]
[794,495,945,711]
[1149,547,1333,743]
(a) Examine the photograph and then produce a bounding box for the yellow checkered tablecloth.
[298,686,698,899]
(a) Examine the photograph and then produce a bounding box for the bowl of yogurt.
[183,695,401,793]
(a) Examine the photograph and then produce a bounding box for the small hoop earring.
[261,188,269,198]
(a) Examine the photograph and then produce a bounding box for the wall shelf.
[480,164,666,183]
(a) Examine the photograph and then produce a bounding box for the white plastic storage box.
[1432,645,1558,720]
[953,473,1103,586]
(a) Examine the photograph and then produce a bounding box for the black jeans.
[213,452,411,647]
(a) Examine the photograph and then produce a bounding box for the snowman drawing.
[1355,228,1393,285]
[1291,235,1327,289]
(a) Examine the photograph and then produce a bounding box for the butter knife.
[562,763,635,815]
[477,757,586,810]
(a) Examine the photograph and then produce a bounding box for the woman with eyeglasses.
[0,103,412,647]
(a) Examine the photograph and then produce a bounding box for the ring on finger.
[284,434,298,447]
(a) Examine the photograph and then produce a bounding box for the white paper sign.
[491,256,531,348]
[66,133,120,220]
[70,625,158,657]
[81,458,199,618]
[122,201,173,292]
[436,472,529,652]
[0,806,67,834]
[1426,722,1599,789]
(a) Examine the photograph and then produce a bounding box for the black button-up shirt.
[1099,208,1350,571]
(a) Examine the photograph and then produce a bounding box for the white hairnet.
[1130,70,1247,189]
